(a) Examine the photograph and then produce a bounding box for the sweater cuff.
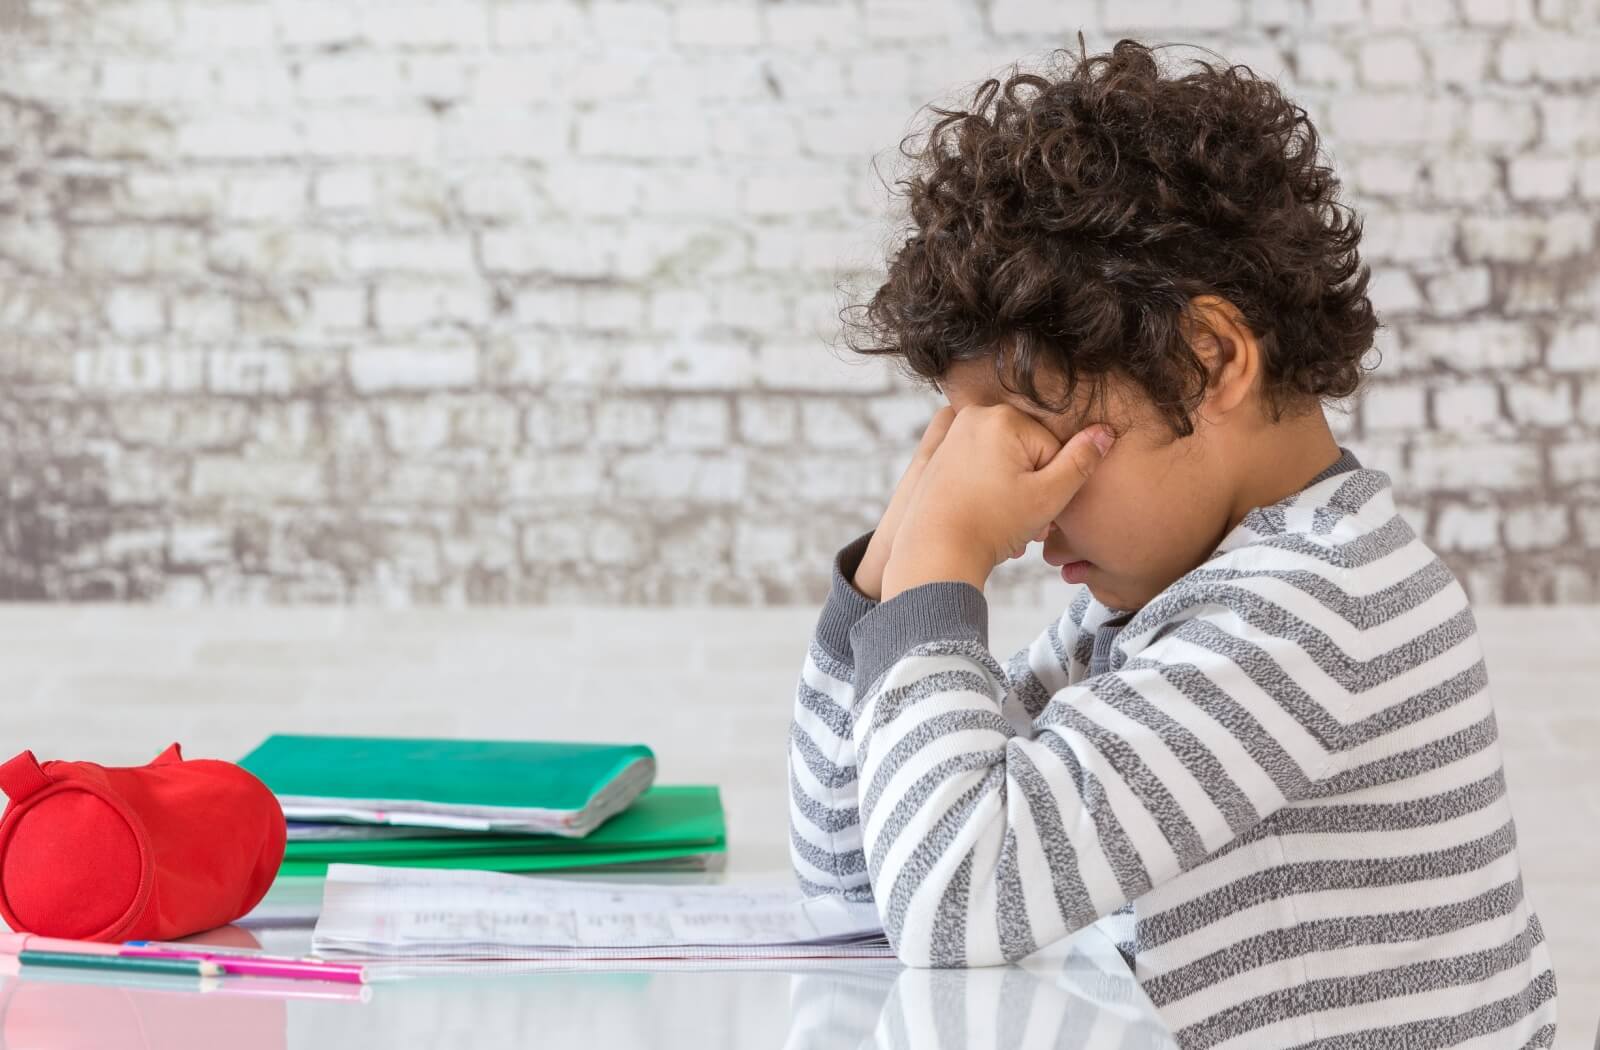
[847,580,989,701]
[813,529,880,667]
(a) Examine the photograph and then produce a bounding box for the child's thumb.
[1037,426,1114,496]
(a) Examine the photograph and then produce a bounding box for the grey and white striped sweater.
[787,447,1559,1049]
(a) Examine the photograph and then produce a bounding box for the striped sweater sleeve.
[788,530,880,900]
[788,532,1102,901]
[844,575,1352,968]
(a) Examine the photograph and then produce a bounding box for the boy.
[787,40,1558,1049]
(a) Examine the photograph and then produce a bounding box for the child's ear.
[1184,295,1260,422]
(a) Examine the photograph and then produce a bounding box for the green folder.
[240,734,656,837]
[277,785,726,877]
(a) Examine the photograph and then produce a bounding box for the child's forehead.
[937,360,1122,436]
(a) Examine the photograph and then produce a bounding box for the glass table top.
[0,873,1179,1050]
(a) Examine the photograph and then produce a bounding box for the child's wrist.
[881,538,991,601]
[850,565,883,601]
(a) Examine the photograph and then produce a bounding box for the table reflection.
[783,934,1176,1050]
[0,925,1174,1049]
[0,968,290,1050]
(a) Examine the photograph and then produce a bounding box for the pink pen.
[119,948,366,984]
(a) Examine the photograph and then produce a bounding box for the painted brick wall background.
[1,0,1596,605]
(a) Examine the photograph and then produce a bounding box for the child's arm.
[843,579,1348,967]
[788,533,1105,900]
[996,585,1100,720]
[788,531,879,901]
[790,405,964,898]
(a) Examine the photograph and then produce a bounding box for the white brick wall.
[0,0,1596,604]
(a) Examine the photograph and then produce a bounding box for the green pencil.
[19,949,223,978]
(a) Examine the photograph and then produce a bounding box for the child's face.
[938,358,1235,614]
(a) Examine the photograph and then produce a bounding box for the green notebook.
[277,785,726,877]
[240,734,655,837]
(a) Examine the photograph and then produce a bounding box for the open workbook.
[311,864,896,963]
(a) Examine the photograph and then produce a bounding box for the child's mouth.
[1060,560,1092,584]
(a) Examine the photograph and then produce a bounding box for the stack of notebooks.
[239,734,726,877]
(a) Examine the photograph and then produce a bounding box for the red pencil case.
[0,743,286,942]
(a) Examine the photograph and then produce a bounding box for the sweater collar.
[1302,445,1363,488]
[1209,445,1376,558]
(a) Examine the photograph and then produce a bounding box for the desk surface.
[3,603,1592,1044]
[0,872,1179,1050]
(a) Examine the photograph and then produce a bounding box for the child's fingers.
[1034,424,1115,506]
[877,406,959,545]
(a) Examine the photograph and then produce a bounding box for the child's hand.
[853,406,958,599]
[882,405,1114,600]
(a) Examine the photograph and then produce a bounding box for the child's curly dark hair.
[840,38,1379,440]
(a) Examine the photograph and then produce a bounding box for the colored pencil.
[18,949,222,977]
[2,932,363,986]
